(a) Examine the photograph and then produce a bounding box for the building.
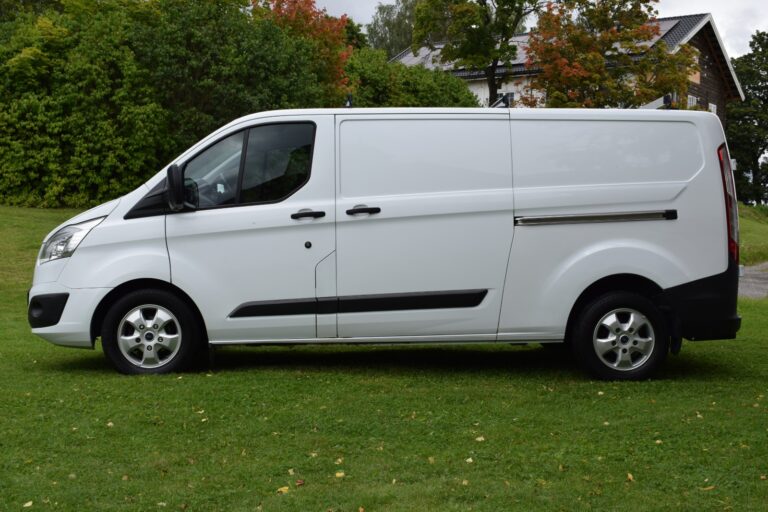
[395,13,744,126]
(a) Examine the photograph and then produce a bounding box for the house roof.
[395,13,744,101]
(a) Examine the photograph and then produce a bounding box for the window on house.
[709,103,717,115]
[687,95,698,108]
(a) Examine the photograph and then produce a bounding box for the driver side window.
[184,132,244,208]
[182,123,315,210]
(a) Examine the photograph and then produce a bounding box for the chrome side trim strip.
[514,209,678,226]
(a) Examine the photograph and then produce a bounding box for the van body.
[28,108,741,379]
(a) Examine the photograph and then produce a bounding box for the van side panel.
[499,113,728,339]
[335,114,514,337]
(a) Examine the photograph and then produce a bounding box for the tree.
[727,31,768,204]
[255,0,352,105]
[522,0,698,108]
[346,47,478,107]
[345,18,368,49]
[413,0,543,103]
[368,0,417,59]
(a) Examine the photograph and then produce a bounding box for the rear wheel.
[101,289,204,374]
[573,292,669,380]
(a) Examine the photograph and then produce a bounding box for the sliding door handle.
[346,206,381,216]
[291,210,326,220]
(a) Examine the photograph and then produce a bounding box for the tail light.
[718,144,739,263]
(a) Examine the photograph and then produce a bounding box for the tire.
[572,291,669,380]
[101,289,204,374]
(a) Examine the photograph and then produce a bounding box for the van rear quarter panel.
[499,111,728,338]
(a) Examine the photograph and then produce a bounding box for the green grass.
[740,205,768,266]
[1,205,767,511]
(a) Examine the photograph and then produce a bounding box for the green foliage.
[0,0,327,208]
[367,0,417,59]
[344,18,368,49]
[413,0,541,102]
[346,47,478,107]
[727,31,768,204]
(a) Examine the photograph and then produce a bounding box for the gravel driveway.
[740,262,768,299]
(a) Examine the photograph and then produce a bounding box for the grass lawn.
[739,205,768,266]
[0,205,766,511]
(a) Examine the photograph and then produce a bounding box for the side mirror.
[166,164,185,212]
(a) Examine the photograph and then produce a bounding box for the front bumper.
[28,282,111,348]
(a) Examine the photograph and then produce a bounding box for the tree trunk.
[485,64,498,106]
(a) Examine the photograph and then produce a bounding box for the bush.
[346,47,478,108]
[0,0,326,207]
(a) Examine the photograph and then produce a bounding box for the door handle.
[291,210,326,220]
[346,206,381,216]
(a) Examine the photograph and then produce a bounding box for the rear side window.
[241,124,315,204]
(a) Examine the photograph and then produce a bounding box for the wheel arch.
[90,279,208,345]
[564,274,663,344]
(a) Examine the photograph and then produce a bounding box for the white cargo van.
[28,108,741,379]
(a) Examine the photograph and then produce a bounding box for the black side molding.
[515,209,678,226]
[28,293,69,328]
[229,289,488,318]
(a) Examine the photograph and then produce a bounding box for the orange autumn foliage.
[255,0,352,105]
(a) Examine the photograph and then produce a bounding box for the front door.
[166,115,335,343]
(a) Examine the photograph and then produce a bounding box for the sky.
[315,0,768,57]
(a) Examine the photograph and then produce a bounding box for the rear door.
[166,115,335,343]
[334,113,515,339]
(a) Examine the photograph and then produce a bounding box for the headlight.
[38,217,105,264]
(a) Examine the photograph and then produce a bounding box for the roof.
[395,13,744,101]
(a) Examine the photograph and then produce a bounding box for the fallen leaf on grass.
[107,421,114,428]
[627,473,635,483]
[700,485,716,491]
[475,436,485,442]
[122,475,129,481]
[760,475,766,480]
[465,457,473,464]
[296,480,305,487]
[461,480,469,486]
[655,440,663,445]
[288,468,295,476]
[23,502,33,508]
[277,486,289,495]
[335,471,345,478]
[428,456,435,464]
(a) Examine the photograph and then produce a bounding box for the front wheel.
[572,292,669,380]
[101,289,204,374]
